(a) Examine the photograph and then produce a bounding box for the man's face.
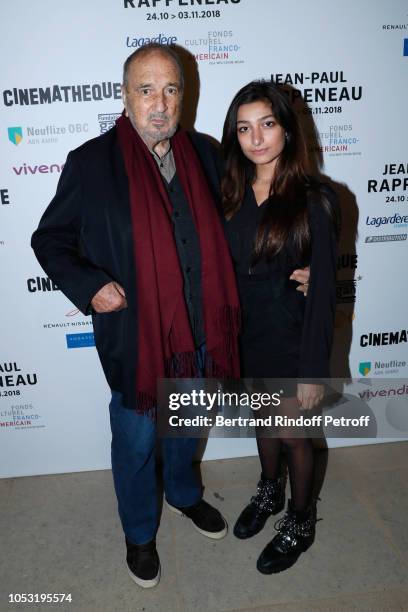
[122,51,183,149]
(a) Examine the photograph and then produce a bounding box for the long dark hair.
[221,80,334,262]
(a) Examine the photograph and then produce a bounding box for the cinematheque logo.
[27,276,59,293]
[360,329,408,347]
[2,82,121,107]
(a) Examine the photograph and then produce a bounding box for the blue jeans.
[109,345,205,545]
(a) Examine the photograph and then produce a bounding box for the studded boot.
[233,475,285,539]
[256,499,317,574]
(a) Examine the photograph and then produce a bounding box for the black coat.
[31,127,223,409]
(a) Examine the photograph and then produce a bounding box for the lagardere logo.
[8,127,23,145]
[366,213,408,227]
[126,33,177,48]
[2,82,121,107]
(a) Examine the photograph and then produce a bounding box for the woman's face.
[236,99,286,170]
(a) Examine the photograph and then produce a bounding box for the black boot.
[256,499,317,574]
[233,475,285,539]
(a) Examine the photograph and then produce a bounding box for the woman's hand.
[297,383,324,411]
[289,266,310,296]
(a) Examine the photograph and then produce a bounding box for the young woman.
[221,81,339,574]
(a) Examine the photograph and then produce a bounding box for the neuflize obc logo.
[8,126,23,145]
[359,362,371,376]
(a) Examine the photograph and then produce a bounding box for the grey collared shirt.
[151,144,176,183]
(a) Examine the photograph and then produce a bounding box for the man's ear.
[121,86,129,117]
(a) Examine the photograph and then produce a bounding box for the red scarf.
[116,115,240,415]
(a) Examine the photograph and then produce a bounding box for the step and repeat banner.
[1,1,407,477]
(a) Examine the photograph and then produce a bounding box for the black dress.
[225,184,338,386]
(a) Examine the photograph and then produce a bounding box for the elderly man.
[31,43,242,589]
[32,44,310,588]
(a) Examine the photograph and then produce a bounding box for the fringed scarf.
[116,114,240,415]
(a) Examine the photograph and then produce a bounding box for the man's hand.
[91,282,127,313]
[290,266,310,296]
[297,383,324,411]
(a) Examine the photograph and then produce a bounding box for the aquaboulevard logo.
[98,113,121,134]
[7,123,89,146]
[126,32,177,48]
[2,82,122,107]
[316,123,361,157]
[184,30,243,64]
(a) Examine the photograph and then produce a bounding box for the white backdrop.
[1,0,407,477]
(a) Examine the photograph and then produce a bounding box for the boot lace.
[251,477,283,513]
[272,507,318,552]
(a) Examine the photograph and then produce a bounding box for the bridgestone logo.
[365,234,407,243]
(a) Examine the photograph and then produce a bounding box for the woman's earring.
[285,132,289,141]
